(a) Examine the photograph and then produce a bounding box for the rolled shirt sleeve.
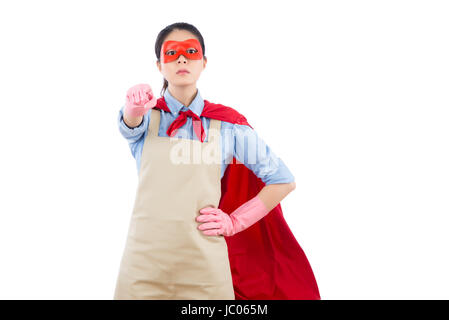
[233,123,295,185]
[117,105,150,159]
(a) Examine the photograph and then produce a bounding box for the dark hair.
[155,22,206,97]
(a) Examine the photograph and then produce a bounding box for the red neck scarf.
[166,109,206,142]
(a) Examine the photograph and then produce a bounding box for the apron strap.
[209,118,221,132]
[148,108,161,137]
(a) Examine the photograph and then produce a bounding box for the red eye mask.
[161,38,203,63]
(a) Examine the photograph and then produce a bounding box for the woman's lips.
[177,68,190,74]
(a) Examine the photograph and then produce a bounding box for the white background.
[0,0,448,299]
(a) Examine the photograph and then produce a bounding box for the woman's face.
[157,29,207,89]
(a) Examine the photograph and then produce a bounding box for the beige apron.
[114,108,235,300]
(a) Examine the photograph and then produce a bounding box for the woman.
[114,22,320,300]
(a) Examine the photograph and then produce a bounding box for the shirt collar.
[163,88,204,117]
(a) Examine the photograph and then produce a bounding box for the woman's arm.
[196,124,297,237]
[117,105,150,164]
[123,112,143,128]
[118,105,149,142]
[257,181,296,212]
[232,122,297,211]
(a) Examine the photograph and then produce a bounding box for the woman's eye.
[187,48,198,53]
[166,50,176,55]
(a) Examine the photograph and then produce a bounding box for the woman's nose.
[177,54,187,62]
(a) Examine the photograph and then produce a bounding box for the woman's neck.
[167,84,198,107]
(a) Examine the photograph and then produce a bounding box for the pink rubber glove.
[196,194,270,236]
[125,83,157,117]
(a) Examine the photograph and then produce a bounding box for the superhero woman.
[113,22,320,300]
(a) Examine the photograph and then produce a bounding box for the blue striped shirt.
[117,88,295,185]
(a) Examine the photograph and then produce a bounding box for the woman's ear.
[203,56,207,68]
[156,60,161,72]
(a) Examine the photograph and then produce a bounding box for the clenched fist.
[124,83,157,117]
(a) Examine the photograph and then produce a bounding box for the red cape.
[155,97,321,300]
